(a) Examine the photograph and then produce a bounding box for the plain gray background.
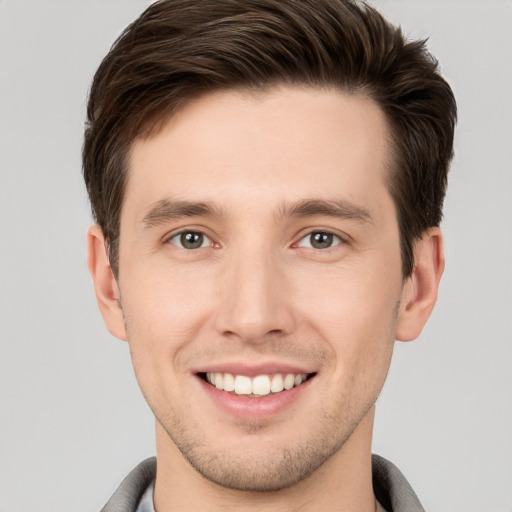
[1,1,511,511]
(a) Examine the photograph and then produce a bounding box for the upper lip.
[192,361,316,377]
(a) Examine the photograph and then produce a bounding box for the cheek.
[120,274,212,387]
[294,263,400,370]
[122,262,213,333]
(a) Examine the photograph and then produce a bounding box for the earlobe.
[87,225,127,341]
[395,228,445,342]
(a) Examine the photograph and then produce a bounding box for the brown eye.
[169,231,210,249]
[297,231,341,249]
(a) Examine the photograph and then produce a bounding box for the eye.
[296,231,343,250]
[168,231,213,249]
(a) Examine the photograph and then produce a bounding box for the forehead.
[123,86,393,222]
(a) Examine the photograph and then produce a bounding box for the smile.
[202,372,312,397]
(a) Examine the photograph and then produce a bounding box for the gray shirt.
[101,454,425,512]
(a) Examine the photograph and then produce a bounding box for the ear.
[87,225,127,341]
[395,227,445,342]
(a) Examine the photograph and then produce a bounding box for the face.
[107,87,414,490]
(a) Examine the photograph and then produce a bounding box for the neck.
[153,407,377,512]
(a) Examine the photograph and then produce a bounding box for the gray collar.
[101,454,425,512]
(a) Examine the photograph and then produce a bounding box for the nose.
[214,245,296,343]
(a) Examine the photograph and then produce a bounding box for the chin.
[163,416,355,492]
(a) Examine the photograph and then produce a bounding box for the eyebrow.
[142,198,226,227]
[142,197,373,228]
[278,199,373,224]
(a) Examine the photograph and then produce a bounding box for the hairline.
[108,82,411,279]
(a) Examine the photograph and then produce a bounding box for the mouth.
[199,371,316,397]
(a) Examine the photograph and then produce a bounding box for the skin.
[88,86,444,511]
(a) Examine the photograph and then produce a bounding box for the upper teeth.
[205,372,308,396]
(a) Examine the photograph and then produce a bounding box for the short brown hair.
[83,0,456,277]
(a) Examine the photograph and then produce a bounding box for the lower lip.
[197,375,314,420]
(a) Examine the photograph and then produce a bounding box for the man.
[83,0,456,510]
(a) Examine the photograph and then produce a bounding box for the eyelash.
[167,230,215,250]
[166,229,346,251]
[294,231,345,250]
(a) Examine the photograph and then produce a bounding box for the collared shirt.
[135,480,154,512]
[102,454,425,512]
[134,481,389,512]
